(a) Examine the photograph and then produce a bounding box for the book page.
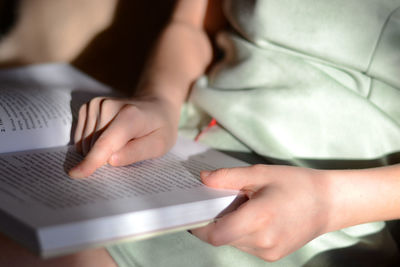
[0,87,75,153]
[0,64,112,153]
[0,137,246,227]
[0,146,204,211]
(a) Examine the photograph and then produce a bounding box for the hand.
[69,95,180,178]
[191,164,331,262]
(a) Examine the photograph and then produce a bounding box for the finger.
[235,245,256,254]
[90,99,124,149]
[234,245,280,262]
[109,130,170,166]
[82,97,105,155]
[69,109,144,178]
[230,228,276,250]
[192,197,267,246]
[200,165,270,191]
[74,103,88,154]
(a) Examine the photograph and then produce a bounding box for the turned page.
[0,87,77,153]
[0,64,111,154]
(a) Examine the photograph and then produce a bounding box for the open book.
[0,64,247,258]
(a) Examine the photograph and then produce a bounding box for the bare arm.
[69,0,224,178]
[137,0,213,109]
[326,164,400,231]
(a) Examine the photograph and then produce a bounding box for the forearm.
[135,0,213,111]
[324,164,400,233]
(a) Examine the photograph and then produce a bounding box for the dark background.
[0,0,176,94]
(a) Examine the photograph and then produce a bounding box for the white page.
[0,64,112,153]
[0,137,247,225]
[0,137,248,255]
[0,87,75,153]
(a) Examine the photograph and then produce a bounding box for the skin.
[69,0,400,262]
[192,165,400,261]
[0,0,118,66]
[69,0,214,178]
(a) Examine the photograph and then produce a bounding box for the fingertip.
[201,170,226,189]
[190,222,215,244]
[191,221,227,247]
[200,170,211,180]
[68,157,98,178]
[200,170,217,186]
[108,153,119,166]
[190,227,205,240]
[68,165,87,179]
[206,167,257,190]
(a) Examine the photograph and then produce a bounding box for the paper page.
[0,137,247,255]
[0,87,74,153]
[0,137,247,226]
[0,64,112,153]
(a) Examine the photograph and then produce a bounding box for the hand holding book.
[192,165,330,262]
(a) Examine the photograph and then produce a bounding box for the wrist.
[132,88,184,129]
[308,168,362,235]
[320,169,370,233]
[135,76,190,107]
[318,169,350,233]
[321,165,400,233]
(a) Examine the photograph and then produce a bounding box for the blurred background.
[0,0,175,94]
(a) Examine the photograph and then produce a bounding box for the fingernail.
[201,171,212,178]
[109,154,118,166]
[69,166,84,179]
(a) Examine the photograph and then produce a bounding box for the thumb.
[200,165,266,190]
